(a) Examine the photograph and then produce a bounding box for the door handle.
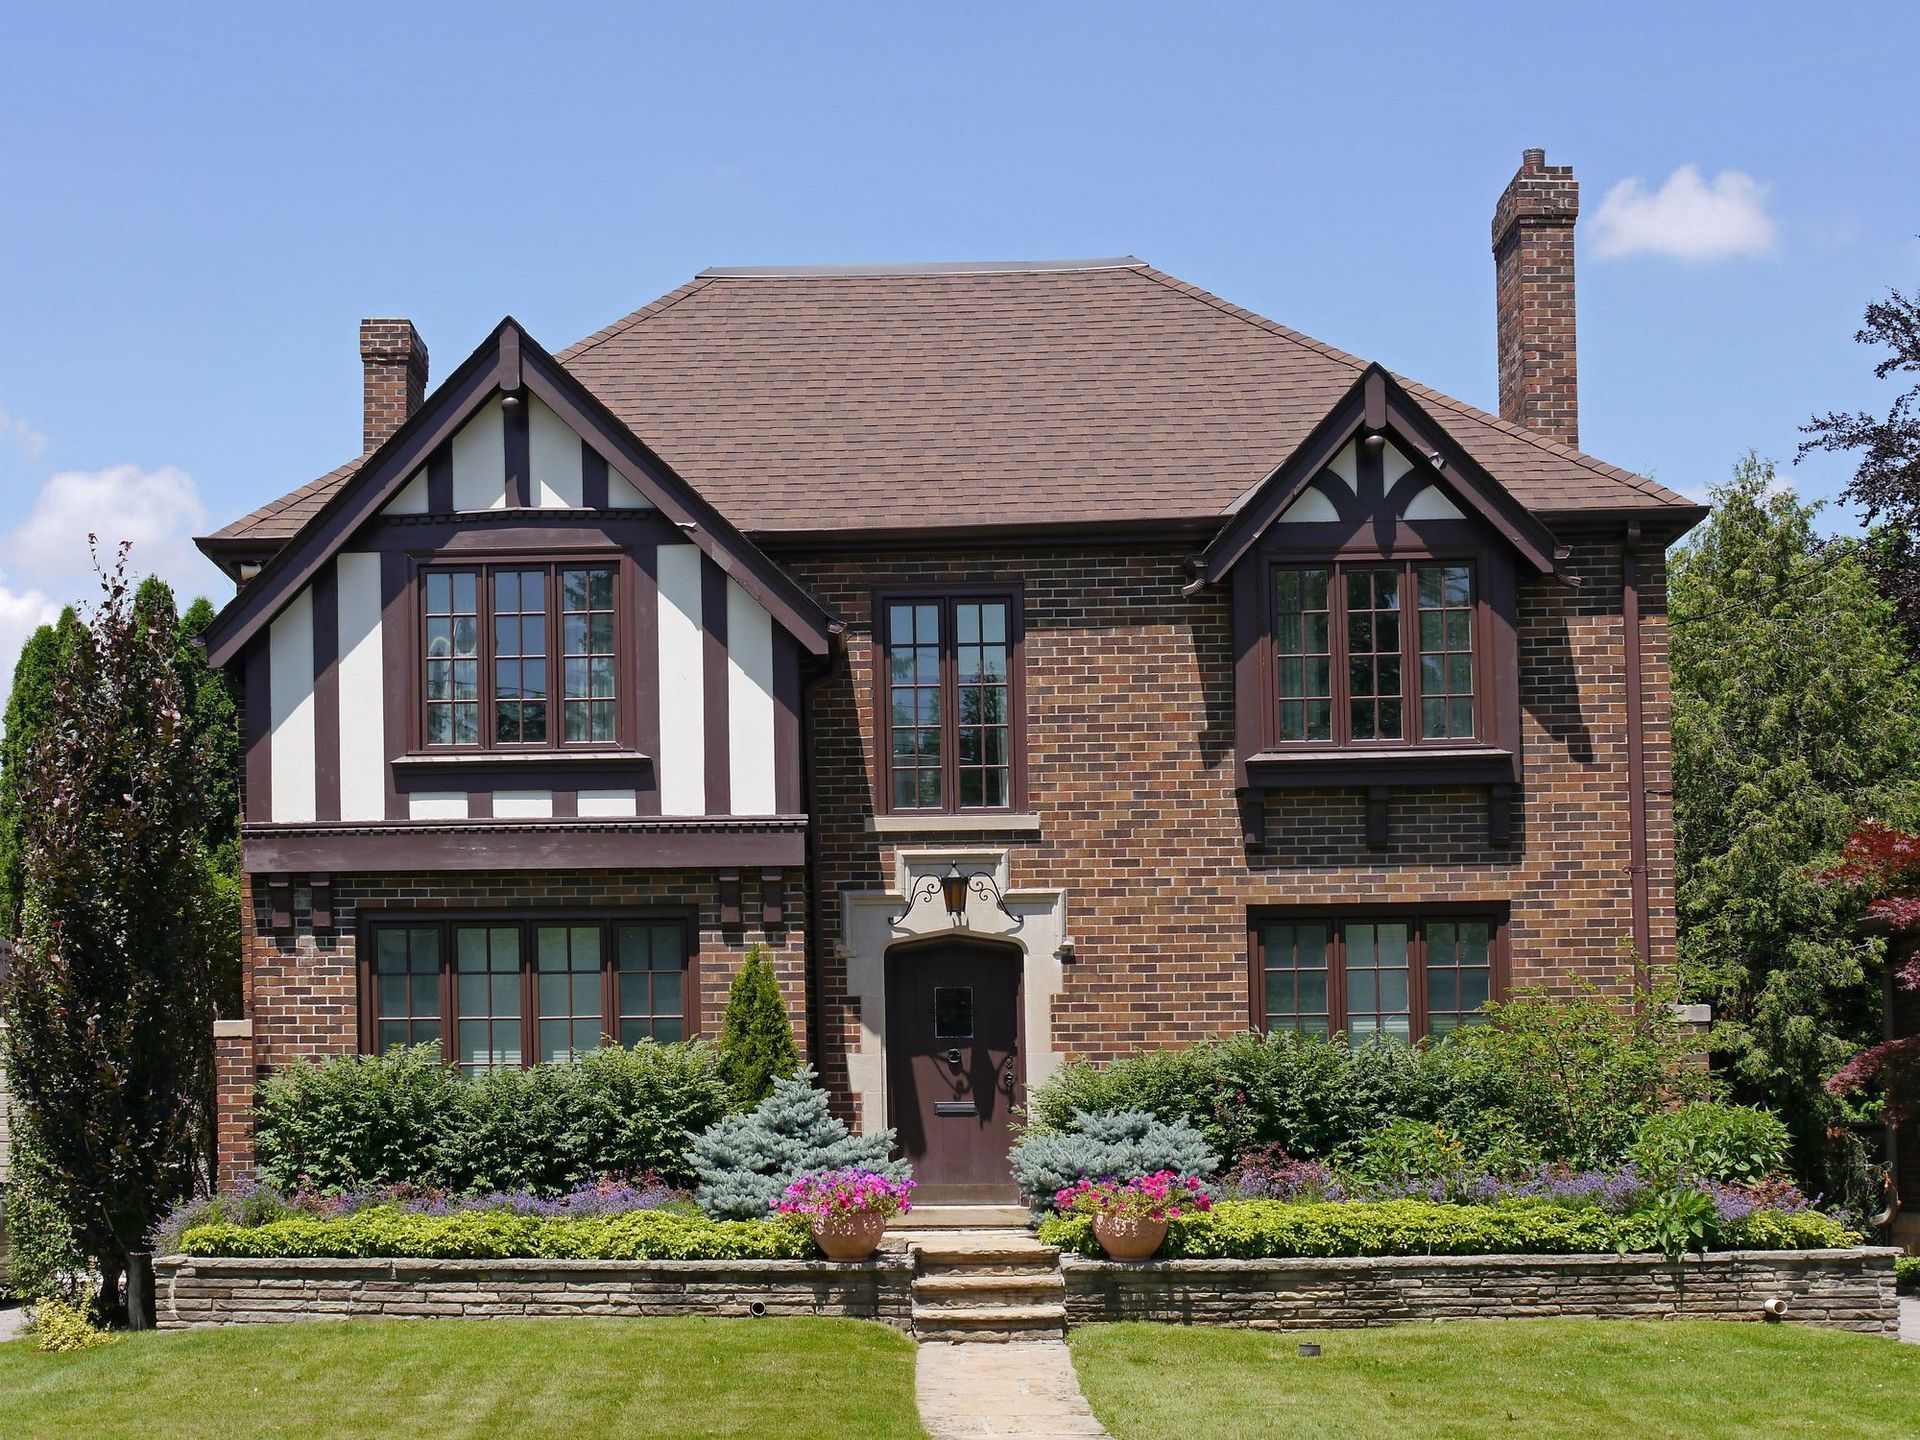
[945,1047,962,1067]
[1000,1051,1018,1096]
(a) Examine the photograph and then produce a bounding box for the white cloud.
[0,462,226,714]
[1591,165,1776,261]
[0,405,48,462]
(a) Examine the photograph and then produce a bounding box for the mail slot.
[933,1100,977,1117]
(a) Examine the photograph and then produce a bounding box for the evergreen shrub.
[717,945,800,1106]
[1009,1109,1218,1209]
[690,1069,905,1220]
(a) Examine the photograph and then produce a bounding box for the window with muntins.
[367,915,692,1072]
[1253,913,1498,1043]
[1271,561,1477,747]
[421,562,621,751]
[878,592,1020,812]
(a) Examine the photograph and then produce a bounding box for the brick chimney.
[358,318,429,453]
[1492,148,1579,449]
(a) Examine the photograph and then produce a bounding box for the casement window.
[1251,911,1503,1043]
[421,562,621,750]
[876,591,1025,813]
[366,914,692,1073]
[1271,562,1478,746]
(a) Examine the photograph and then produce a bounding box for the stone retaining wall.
[1061,1247,1900,1335]
[154,1255,915,1331]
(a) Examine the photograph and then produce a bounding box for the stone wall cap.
[156,1254,914,1275]
[1059,1246,1896,1272]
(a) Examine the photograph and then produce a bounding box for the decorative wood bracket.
[308,873,333,930]
[264,874,293,930]
[1237,788,1266,847]
[1365,787,1391,851]
[760,869,785,926]
[1488,784,1515,848]
[718,870,742,926]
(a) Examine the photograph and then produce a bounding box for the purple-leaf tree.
[0,543,220,1322]
[1821,822,1920,1127]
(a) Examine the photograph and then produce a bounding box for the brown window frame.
[359,909,698,1071]
[872,585,1028,815]
[412,554,633,755]
[1247,906,1510,1043]
[1267,557,1487,751]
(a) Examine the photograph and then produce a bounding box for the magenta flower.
[774,1168,916,1219]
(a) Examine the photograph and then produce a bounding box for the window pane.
[615,924,687,1045]
[425,571,481,747]
[1272,570,1332,742]
[1417,564,1476,740]
[1345,567,1405,741]
[1345,919,1410,1044]
[1425,916,1495,1036]
[1261,922,1331,1034]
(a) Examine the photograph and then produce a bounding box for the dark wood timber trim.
[392,752,654,792]
[1623,522,1652,970]
[243,816,808,873]
[1244,749,1518,789]
[311,559,341,822]
[582,441,609,511]
[356,513,685,552]
[718,870,742,926]
[1247,903,1512,1041]
[1365,785,1391,850]
[466,790,493,819]
[503,392,531,508]
[426,443,453,514]
[1198,365,1560,584]
[197,317,838,668]
[701,555,731,815]
[380,552,410,820]
[550,789,578,818]
[242,638,272,823]
[634,541,662,816]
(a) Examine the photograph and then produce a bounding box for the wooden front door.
[885,939,1024,1203]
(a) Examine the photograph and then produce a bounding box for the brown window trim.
[1246,904,1511,1043]
[410,551,636,756]
[871,584,1029,816]
[357,908,699,1068]
[1266,555,1491,753]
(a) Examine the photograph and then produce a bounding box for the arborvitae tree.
[716,944,800,1106]
[689,1068,904,1219]
[1673,455,1920,1191]
[0,546,219,1321]
[0,608,85,934]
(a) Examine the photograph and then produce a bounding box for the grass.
[1069,1319,1920,1440]
[0,1316,925,1440]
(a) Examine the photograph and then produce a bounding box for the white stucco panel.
[656,545,706,815]
[527,394,584,508]
[268,589,317,823]
[335,552,386,821]
[451,403,507,511]
[726,578,777,815]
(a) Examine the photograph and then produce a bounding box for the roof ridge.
[697,257,1146,279]
[1129,265,1689,509]
[554,276,716,366]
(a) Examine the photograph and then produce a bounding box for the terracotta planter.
[811,1209,889,1261]
[1092,1212,1167,1261]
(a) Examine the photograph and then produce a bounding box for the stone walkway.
[1902,1296,1918,1345]
[916,1338,1109,1439]
[0,1304,30,1344]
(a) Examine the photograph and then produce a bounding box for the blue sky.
[1,1,1914,692]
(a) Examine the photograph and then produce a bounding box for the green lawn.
[0,1316,925,1440]
[1070,1320,1920,1440]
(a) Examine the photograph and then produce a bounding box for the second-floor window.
[878,592,1023,812]
[1272,561,1477,746]
[423,562,620,750]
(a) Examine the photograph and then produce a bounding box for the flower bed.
[180,1207,816,1261]
[1036,1197,1860,1260]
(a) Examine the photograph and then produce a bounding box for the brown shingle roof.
[207,259,1693,545]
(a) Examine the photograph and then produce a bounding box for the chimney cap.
[1522,146,1546,167]
[359,317,429,370]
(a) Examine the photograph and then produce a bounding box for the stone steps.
[910,1229,1067,1342]
[893,1204,1033,1231]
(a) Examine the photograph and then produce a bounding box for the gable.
[198,318,836,670]
[1194,365,1564,585]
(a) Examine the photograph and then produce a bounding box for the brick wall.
[793,534,1674,1120]
[221,868,803,1181]
[1492,149,1580,449]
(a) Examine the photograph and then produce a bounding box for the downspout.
[798,652,837,1070]
[1622,521,1652,977]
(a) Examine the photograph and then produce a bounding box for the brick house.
[195,150,1703,1200]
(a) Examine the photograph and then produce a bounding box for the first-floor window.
[1252,912,1499,1043]
[368,914,692,1073]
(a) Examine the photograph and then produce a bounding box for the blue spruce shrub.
[689,1068,907,1219]
[1009,1109,1220,1210]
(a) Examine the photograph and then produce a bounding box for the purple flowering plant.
[775,1168,916,1220]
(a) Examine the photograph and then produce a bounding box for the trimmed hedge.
[179,1207,815,1261]
[1897,1255,1918,1295]
[1036,1198,1861,1260]
[254,1042,731,1193]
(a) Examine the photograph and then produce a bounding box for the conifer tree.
[716,944,800,1106]
[689,1068,904,1219]
[0,608,84,934]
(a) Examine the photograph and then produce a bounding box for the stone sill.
[866,812,1042,835]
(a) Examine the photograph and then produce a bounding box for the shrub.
[29,1297,115,1353]
[1896,1255,1918,1295]
[180,1206,814,1261]
[1009,1109,1219,1208]
[690,1069,904,1220]
[254,1041,730,1193]
[1220,1145,1339,1202]
[1355,1119,1470,1187]
[1036,1196,1859,1260]
[2,1131,89,1305]
[717,945,801,1107]
[1629,1102,1792,1186]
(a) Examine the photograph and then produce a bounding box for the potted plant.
[776,1168,916,1260]
[1056,1171,1212,1260]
